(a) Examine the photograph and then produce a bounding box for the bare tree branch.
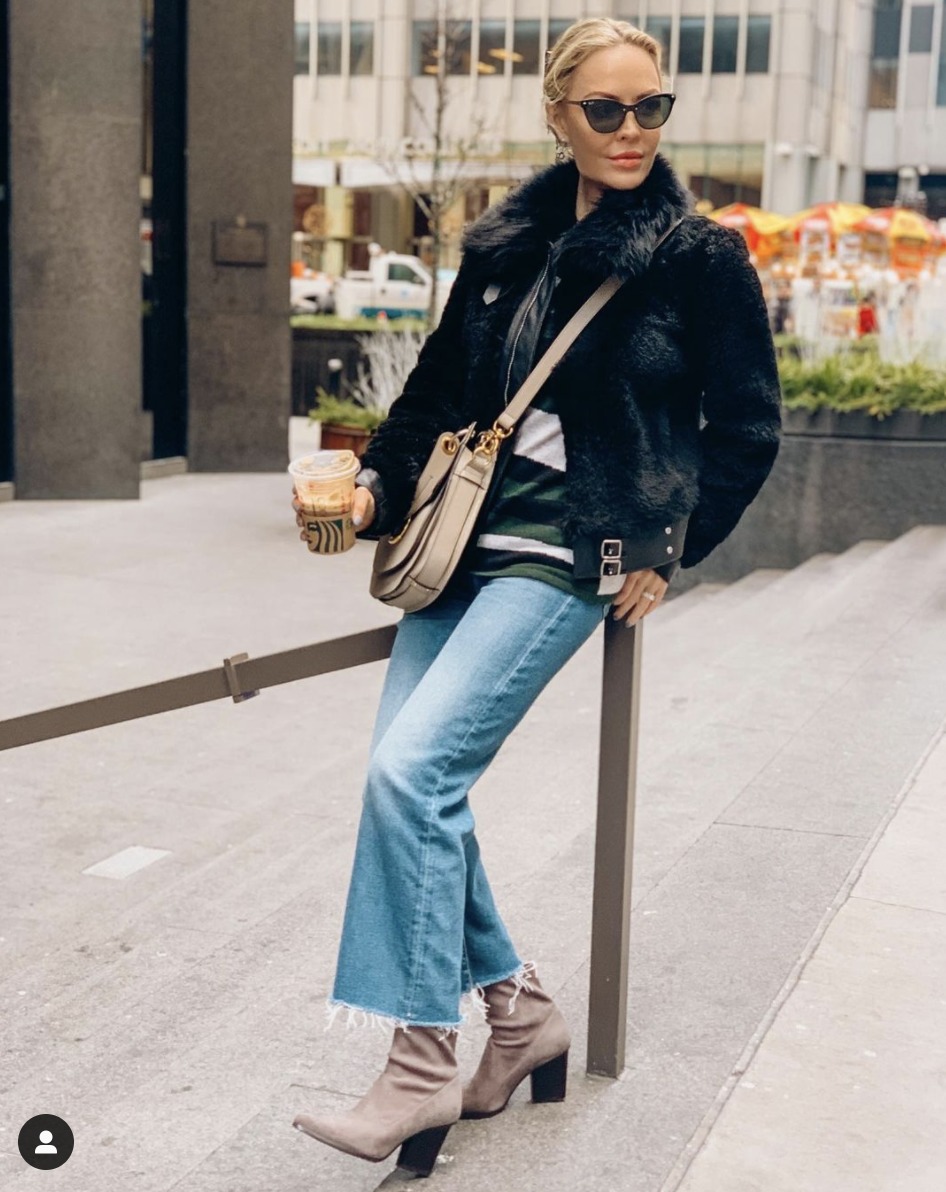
[371,0,501,330]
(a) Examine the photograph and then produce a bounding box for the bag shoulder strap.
[496,215,685,433]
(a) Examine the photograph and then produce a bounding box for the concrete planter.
[673,409,946,593]
[781,407,946,441]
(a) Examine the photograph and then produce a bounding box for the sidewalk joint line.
[852,894,946,920]
[714,821,866,839]
[656,714,946,1192]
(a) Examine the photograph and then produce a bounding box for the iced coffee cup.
[289,449,360,554]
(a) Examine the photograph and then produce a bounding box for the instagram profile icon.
[17,1115,74,1170]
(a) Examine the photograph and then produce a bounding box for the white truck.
[332,244,453,322]
[290,269,335,314]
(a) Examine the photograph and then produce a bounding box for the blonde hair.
[543,18,664,151]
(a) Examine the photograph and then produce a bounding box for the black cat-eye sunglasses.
[562,92,676,133]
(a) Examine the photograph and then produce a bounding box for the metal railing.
[0,617,642,1078]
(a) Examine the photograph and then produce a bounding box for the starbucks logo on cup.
[305,514,354,554]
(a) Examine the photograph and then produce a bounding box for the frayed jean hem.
[469,959,539,1017]
[324,989,491,1037]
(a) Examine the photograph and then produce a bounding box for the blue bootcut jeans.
[327,573,610,1032]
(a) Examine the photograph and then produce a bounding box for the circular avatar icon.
[17,1115,74,1170]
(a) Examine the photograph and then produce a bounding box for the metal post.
[586,617,644,1078]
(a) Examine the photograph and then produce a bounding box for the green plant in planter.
[308,388,389,432]
[778,345,946,418]
[308,328,428,433]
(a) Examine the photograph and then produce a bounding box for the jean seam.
[400,589,578,1022]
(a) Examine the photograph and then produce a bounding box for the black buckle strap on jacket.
[572,517,689,580]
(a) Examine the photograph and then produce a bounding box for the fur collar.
[461,153,693,283]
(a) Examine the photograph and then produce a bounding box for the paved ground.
[1,473,944,1191]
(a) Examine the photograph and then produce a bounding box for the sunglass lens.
[583,100,625,134]
[635,95,673,129]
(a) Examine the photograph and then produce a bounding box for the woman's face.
[547,43,664,194]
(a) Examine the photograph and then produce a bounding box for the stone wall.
[186,0,294,471]
[9,0,141,498]
[677,429,946,591]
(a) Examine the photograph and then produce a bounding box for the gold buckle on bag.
[473,422,513,457]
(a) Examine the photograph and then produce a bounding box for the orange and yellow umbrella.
[925,218,946,251]
[852,207,934,242]
[787,202,871,238]
[708,203,791,252]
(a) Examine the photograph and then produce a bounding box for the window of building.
[872,1,903,57]
[679,17,705,73]
[745,16,771,73]
[512,20,541,74]
[645,16,672,72]
[548,19,575,54]
[478,19,507,75]
[869,0,901,107]
[863,171,899,208]
[350,22,374,76]
[869,59,898,106]
[294,23,310,76]
[318,22,342,75]
[712,15,739,73]
[909,5,934,52]
[916,171,946,217]
[939,6,946,104]
[412,20,437,75]
[445,19,473,75]
[668,143,764,208]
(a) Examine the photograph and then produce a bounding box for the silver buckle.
[601,538,623,559]
[599,559,621,578]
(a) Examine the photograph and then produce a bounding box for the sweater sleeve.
[358,260,473,537]
[680,227,782,569]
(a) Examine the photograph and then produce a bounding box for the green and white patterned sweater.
[463,380,621,605]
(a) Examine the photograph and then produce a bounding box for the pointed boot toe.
[293,1112,376,1160]
[293,1026,461,1175]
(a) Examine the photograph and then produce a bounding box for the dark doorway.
[143,0,188,460]
[0,0,12,483]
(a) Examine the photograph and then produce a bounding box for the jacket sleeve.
[680,226,782,569]
[357,260,472,537]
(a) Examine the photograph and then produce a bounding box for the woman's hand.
[611,568,668,626]
[351,485,376,532]
[291,485,376,541]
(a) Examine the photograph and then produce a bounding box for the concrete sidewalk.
[1,473,944,1192]
[669,730,946,1192]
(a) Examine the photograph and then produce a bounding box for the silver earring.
[555,140,571,163]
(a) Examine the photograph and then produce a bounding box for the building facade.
[291,0,946,271]
[1,0,294,497]
[2,2,943,496]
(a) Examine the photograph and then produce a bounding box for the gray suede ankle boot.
[461,964,570,1119]
[293,1025,461,1176]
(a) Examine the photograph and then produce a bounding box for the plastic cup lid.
[288,450,359,481]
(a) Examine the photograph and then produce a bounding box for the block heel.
[529,1049,568,1103]
[396,1123,453,1177]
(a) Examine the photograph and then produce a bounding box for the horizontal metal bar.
[0,625,398,753]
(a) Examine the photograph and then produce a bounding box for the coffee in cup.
[288,449,360,553]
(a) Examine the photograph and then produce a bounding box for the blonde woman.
[292,16,780,1176]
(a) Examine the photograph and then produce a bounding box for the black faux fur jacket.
[358,153,781,574]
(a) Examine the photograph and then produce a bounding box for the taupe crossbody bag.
[368,273,627,613]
